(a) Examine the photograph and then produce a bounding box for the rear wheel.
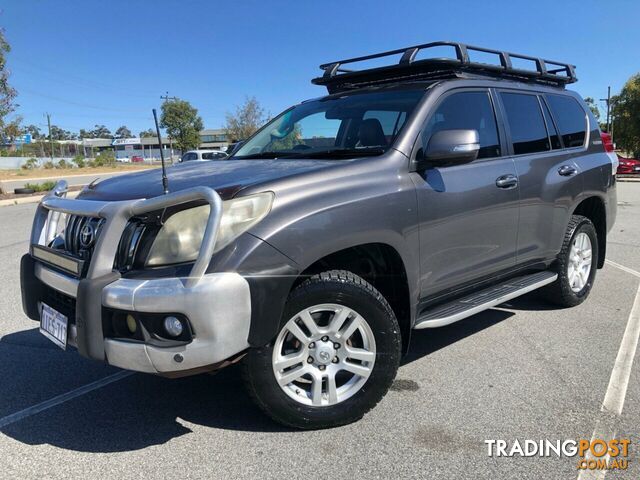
[243,270,401,429]
[542,215,598,307]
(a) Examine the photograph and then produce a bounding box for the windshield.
[233,89,425,159]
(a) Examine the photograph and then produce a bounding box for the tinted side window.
[545,94,587,148]
[500,92,549,155]
[540,98,562,149]
[423,91,501,159]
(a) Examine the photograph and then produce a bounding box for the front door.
[411,89,520,301]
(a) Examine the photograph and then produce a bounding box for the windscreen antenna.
[152,108,170,194]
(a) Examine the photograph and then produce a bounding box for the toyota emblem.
[79,223,96,248]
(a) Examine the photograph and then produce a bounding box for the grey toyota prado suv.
[21,41,617,429]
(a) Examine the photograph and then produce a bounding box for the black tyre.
[541,215,598,307]
[243,270,401,429]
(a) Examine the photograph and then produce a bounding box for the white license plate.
[634,166,640,171]
[40,303,68,350]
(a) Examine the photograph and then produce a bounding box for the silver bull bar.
[30,179,223,288]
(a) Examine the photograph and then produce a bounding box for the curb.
[0,190,81,208]
[0,168,151,184]
[616,177,640,183]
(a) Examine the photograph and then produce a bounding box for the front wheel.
[243,270,401,429]
[542,215,598,307]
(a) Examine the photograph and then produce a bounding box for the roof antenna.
[152,108,169,194]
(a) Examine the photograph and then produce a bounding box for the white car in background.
[179,150,228,162]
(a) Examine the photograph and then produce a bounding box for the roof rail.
[312,41,577,93]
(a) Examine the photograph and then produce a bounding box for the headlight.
[145,192,274,267]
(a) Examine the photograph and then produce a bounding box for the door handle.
[495,174,518,189]
[558,165,577,176]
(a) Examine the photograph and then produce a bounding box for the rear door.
[496,90,585,265]
[412,89,520,300]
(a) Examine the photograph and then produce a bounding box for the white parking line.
[601,281,640,416]
[577,268,640,480]
[0,371,133,429]
[606,260,640,279]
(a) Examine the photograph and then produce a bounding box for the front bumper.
[21,181,252,375]
[102,274,250,373]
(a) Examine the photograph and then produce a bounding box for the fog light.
[126,314,137,334]
[163,316,183,337]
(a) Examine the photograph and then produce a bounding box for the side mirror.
[421,129,480,167]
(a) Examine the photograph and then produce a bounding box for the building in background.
[199,129,229,150]
[1,128,230,161]
[97,129,229,161]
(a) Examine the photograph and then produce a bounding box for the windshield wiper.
[231,151,283,159]
[282,148,386,159]
[232,147,386,160]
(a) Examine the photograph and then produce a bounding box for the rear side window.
[423,91,501,159]
[545,94,587,148]
[500,92,549,155]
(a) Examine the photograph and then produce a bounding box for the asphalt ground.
[0,183,639,480]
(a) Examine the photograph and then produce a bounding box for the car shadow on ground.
[403,290,564,365]
[499,291,566,312]
[0,328,288,453]
[403,308,514,365]
[0,295,544,453]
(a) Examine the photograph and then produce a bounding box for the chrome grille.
[63,215,105,259]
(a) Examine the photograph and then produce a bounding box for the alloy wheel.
[567,232,592,293]
[272,303,376,407]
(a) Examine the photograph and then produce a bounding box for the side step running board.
[413,271,558,329]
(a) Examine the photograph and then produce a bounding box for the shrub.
[40,180,57,191]
[93,151,116,167]
[72,154,85,168]
[21,158,39,170]
[57,159,70,169]
[23,180,58,192]
[42,161,55,169]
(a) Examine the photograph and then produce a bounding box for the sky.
[1,0,639,137]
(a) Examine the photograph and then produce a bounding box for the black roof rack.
[312,41,577,93]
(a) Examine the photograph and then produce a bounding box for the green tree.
[613,74,640,158]
[139,128,156,138]
[584,97,601,122]
[79,128,92,139]
[24,124,41,139]
[91,124,112,138]
[160,98,203,151]
[4,116,22,142]
[224,96,267,142]
[0,29,17,139]
[115,125,132,138]
[50,125,72,140]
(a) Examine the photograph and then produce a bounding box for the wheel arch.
[570,195,607,268]
[291,242,413,354]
